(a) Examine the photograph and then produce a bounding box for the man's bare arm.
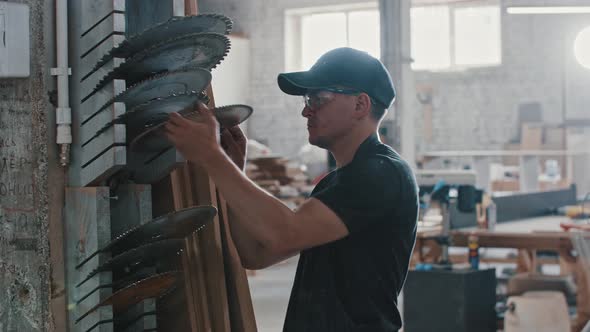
[164,110,349,269]
[205,150,349,269]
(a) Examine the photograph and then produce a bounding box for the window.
[411,2,501,71]
[285,4,380,71]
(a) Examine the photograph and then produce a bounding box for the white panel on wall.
[211,35,251,134]
[0,2,30,78]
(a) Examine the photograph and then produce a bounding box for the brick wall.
[200,0,590,159]
[200,0,376,158]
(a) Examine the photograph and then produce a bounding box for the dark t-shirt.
[283,134,418,332]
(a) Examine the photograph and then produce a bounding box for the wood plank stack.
[246,157,309,196]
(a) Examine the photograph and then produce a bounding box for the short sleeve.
[312,157,402,233]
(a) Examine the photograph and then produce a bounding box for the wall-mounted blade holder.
[65,185,161,332]
[65,1,241,331]
[74,0,196,187]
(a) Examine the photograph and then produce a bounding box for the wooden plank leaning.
[65,187,113,332]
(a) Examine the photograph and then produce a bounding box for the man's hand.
[221,126,247,170]
[163,102,222,165]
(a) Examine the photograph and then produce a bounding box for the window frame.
[411,0,502,72]
[284,2,380,72]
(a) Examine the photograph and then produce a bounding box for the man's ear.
[354,93,372,119]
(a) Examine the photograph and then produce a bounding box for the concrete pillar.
[379,0,416,166]
[0,0,63,330]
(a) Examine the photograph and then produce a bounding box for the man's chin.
[309,136,330,149]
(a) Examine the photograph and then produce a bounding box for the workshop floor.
[248,255,299,332]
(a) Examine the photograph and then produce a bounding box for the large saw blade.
[76,268,165,305]
[129,104,254,152]
[84,70,211,144]
[76,239,184,288]
[92,91,210,143]
[87,14,233,77]
[75,206,216,269]
[95,68,211,115]
[87,33,230,100]
[122,92,203,141]
[76,271,179,324]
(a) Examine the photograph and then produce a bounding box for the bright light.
[574,27,590,69]
[507,6,590,14]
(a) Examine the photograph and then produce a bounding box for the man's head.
[277,48,395,148]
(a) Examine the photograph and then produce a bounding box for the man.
[165,47,418,332]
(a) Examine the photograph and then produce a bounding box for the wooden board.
[81,58,125,103]
[80,12,125,61]
[110,184,157,331]
[80,80,126,123]
[81,124,126,166]
[125,0,184,36]
[80,0,125,34]
[80,102,125,145]
[80,35,126,82]
[168,163,232,332]
[81,146,126,186]
[217,193,258,331]
[128,148,185,184]
[64,187,114,332]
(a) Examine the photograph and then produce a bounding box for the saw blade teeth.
[93,32,230,94]
[216,104,252,111]
[87,49,120,80]
[76,263,105,288]
[119,91,202,122]
[95,68,211,121]
[123,14,232,53]
[210,34,232,70]
[201,13,234,34]
[84,14,232,82]
[77,239,184,288]
[89,67,122,100]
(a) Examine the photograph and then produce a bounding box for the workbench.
[415,215,590,331]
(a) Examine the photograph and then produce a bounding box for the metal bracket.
[51,67,72,76]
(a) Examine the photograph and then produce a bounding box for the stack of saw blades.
[88,14,253,154]
[74,206,217,326]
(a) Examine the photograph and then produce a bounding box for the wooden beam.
[450,231,575,251]
[217,193,258,331]
[185,0,198,16]
[64,187,114,332]
[191,164,231,332]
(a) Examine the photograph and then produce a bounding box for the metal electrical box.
[0,2,30,77]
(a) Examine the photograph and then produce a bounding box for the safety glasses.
[303,87,362,111]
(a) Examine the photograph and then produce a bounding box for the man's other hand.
[221,126,247,170]
[164,102,221,164]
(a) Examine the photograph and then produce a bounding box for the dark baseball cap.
[278,47,396,109]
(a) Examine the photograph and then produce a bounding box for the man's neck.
[329,127,378,167]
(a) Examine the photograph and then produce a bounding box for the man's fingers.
[228,126,245,140]
[196,102,215,119]
[220,129,241,152]
[167,112,188,127]
[220,129,231,149]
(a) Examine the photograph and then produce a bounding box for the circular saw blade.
[95,68,212,116]
[90,14,233,75]
[210,104,254,128]
[87,70,211,144]
[76,239,184,288]
[129,104,253,153]
[75,206,216,270]
[92,33,230,96]
[121,92,203,141]
[76,271,179,324]
[105,205,217,255]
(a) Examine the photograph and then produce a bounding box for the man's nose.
[302,106,312,118]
